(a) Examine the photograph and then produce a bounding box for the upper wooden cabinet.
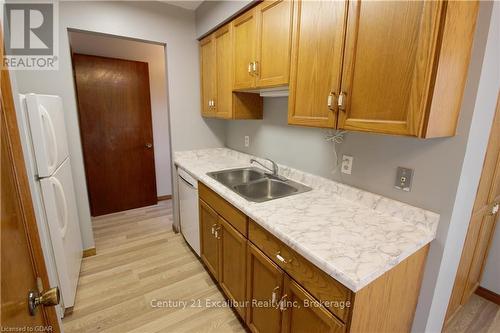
[233,0,293,90]
[288,0,347,128]
[288,0,478,138]
[199,24,263,119]
[199,35,216,117]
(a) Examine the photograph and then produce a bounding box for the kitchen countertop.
[174,148,439,292]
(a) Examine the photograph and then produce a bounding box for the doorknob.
[145,143,153,149]
[490,202,499,215]
[28,287,60,316]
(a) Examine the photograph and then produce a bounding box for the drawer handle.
[271,286,280,305]
[278,294,288,311]
[276,251,292,264]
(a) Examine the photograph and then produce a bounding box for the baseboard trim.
[82,247,96,258]
[476,286,500,305]
[64,306,74,316]
[157,195,172,201]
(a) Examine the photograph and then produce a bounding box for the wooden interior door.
[445,93,500,324]
[255,0,292,88]
[281,276,344,333]
[73,53,157,216]
[200,35,216,117]
[287,0,347,128]
[232,9,257,90]
[199,200,220,280]
[338,1,444,135]
[1,38,60,331]
[246,243,284,333]
[218,217,247,319]
[214,25,232,119]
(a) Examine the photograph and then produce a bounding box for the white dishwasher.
[178,167,200,256]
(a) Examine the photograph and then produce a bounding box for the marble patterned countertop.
[174,148,439,292]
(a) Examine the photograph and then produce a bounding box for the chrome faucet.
[250,158,285,180]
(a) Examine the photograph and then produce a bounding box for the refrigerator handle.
[40,105,58,172]
[52,177,68,238]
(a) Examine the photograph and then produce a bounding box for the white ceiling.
[161,1,203,11]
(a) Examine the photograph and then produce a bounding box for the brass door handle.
[145,143,153,149]
[490,202,499,215]
[276,251,292,264]
[278,294,288,311]
[28,287,60,316]
[271,286,280,304]
[338,91,347,111]
[327,92,336,111]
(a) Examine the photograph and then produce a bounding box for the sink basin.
[207,167,311,202]
[208,167,266,187]
[233,178,298,202]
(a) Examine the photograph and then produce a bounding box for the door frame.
[1,34,61,331]
[444,91,500,324]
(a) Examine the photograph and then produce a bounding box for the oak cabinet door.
[233,10,257,90]
[200,35,216,117]
[199,199,219,279]
[338,1,444,135]
[215,24,233,119]
[281,277,345,333]
[219,217,247,319]
[255,0,293,88]
[287,0,347,128]
[246,243,284,333]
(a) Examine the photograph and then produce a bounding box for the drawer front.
[199,182,248,236]
[248,220,352,322]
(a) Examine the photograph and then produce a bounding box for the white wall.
[14,1,226,250]
[195,1,499,331]
[481,218,500,294]
[68,31,172,196]
[195,0,252,38]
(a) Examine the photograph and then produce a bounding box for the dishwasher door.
[178,168,200,256]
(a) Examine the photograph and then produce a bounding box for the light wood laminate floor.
[444,294,500,333]
[63,200,245,333]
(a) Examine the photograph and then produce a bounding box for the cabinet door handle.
[248,62,253,74]
[338,92,347,111]
[278,294,288,311]
[214,225,221,239]
[211,224,217,235]
[271,286,280,304]
[253,61,259,76]
[276,251,292,264]
[327,92,336,110]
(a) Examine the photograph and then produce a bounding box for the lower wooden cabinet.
[219,217,247,318]
[282,277,345,333]
[246,243,344,333]
[199,184,429,333]
[246,243,284,333]
[199,199,220,279]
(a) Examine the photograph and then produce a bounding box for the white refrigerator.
[19,93,83,311]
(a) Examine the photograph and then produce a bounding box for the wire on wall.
[325,130,347,175]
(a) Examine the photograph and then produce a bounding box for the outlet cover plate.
[395,167,413,192]
[341,155,353,175]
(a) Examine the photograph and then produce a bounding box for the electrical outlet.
[395,167,413,192]
[244,136,250,147]
[341,155,353,175]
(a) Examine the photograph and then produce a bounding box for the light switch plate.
[395,167,413,192]
[341,155,353,175]
[244,136,250,147]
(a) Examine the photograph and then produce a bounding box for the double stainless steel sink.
[207,167,311,202]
